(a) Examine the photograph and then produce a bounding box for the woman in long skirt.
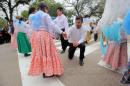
[16,17,31,57]
[104,41,127,70]
[97,0,130,72]
[103,19,128,70]
[28,2,64,77]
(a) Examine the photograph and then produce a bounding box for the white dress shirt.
[53,14,69,32]
[67,25,86,44]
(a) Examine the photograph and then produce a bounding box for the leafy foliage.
[21,10,29,19]
[0,17,7,29]
[31,0,62,17]
[64,0,106,18]
[0,0,31,23]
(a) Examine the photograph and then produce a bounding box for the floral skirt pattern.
[28,30,64,76]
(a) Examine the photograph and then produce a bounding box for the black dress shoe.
[42,74,54,78]
[79,60,84,66]
[24,53,30,57]
[42,74,46,78]
[60,50,65,54]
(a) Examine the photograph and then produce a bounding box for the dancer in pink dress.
[97,0,130,72]
[103,18,128,70]
[28,2,64,77]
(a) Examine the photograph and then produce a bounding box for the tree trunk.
[9,9,13,23]
[75,6,80,16]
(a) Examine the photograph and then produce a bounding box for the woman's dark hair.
[75,16,83,22]
[38,1,48,12]
[19,17,24,23]
[28,7,36,15]
[57,7,64,13]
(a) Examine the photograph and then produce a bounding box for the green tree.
[0,0,31,23]
[64,9,75,18]
[21,10,29,19]
[0,17,7,29]
[88,0,106,18]
[64,0,93,16]
[48,2,62,17]
[64,0,105,18]
[31,0,62,17]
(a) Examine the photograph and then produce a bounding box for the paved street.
[0,40,128,86]
[0,44,22,86]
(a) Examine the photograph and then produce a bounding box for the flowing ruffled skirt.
[28,30,64,76]
[104,42,128,70]
[17,32,31,53]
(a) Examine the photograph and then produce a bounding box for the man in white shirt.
[54,7,69,54]
[67,16,86,66]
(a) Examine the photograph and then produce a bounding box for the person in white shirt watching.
[67,16,86,66]
[54,7,69,54]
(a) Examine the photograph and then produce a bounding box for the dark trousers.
[60,29,68,51]
[68,43,85,61]
[94,33,98,41]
